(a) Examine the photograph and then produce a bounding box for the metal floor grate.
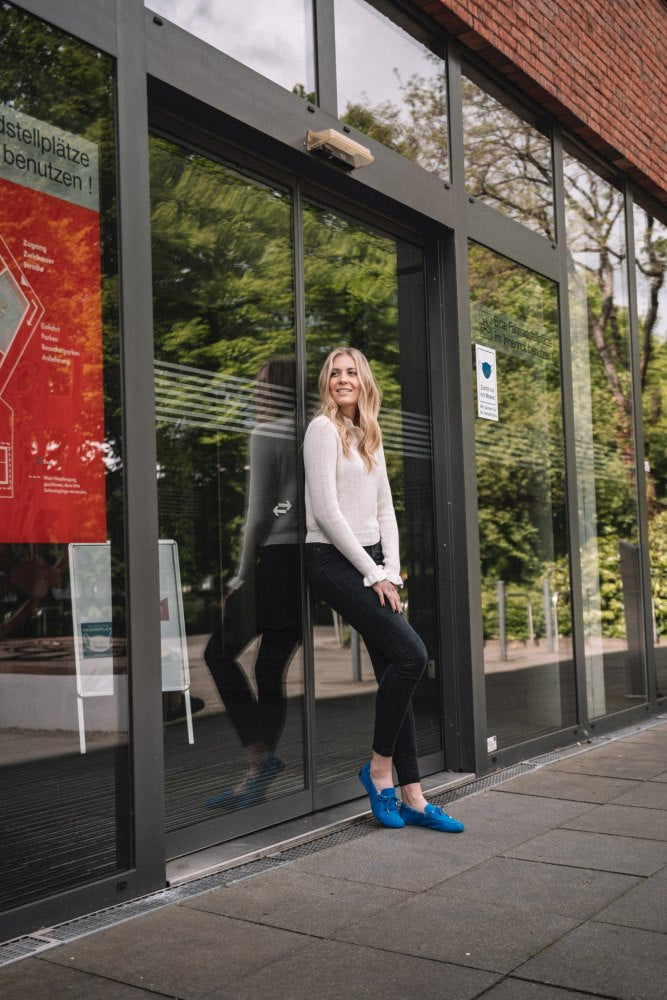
[2,714,664,967]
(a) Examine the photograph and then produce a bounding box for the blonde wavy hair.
[317,347,382,471]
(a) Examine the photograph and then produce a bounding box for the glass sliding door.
[303,202,443,789]
[149,134,447,848]
[469,242,576,751]
[149,137,307,841]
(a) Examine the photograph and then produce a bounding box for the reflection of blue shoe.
[206,756,284,809]
[400,802,464,833]
[359,763,404,828]
[205,787,238,808]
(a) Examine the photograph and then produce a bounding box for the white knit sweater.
[303,413,402,587]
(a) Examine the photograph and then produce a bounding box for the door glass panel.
[564,147,646,717]
[634,199,666,698]
[463,68,554,240]
[469,242,576,750]
[0,5,129,911]
[303,202,441,784]
[149,137,306,830]
[147,0,316,100]
[335,0,448,179]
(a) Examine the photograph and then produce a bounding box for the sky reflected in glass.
[147,0,316,98]
[335,0,448,178]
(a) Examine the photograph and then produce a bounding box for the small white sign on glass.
[69,542,114,754]
[476,343,499,421]
[159,539,194,745]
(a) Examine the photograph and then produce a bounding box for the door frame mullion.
[293,179,320,810]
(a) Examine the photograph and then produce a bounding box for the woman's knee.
[402,632,428,679]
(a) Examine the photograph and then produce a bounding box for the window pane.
[469,243,575,750]
[147,0,316,99]
[335,0,448,179]
[304,203,442,782]
[463,71,554,239]
[564,148,646,717]
[634,200,667,698]
[0,4,128,910]
[149,137,307,829]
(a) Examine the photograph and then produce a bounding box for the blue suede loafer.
[359,762,404,828]
[400,802,464,833]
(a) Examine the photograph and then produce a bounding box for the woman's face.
[329,353,361,418]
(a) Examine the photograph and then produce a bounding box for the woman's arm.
[376,445,403,588]
[304,418,388,586]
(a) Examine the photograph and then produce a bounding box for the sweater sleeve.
[304,418,388,586]
[228,426,276,589]
[376,445,403,588]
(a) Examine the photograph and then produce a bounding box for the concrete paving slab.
[618,727,667,747]
[331,891,579,974]
[547,751,667,781]
[506,828,667,876]
[423,856,639,918]
[221,937,501,1000]
[514,920,667,999]
[293,824,494,890]
[609,780,667,810]
[181,867,412,936]
[568,740,667,761]
[472,978,604,1000]
[0,958,160,1000]
[563,803,667,841]
[496,769,640,803]
[447,789,595,834]
[41,904,310,998]
[595,866,667,933]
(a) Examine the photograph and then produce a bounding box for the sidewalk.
[2,720,666,1000]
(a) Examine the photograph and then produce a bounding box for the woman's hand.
[371,579,402,613]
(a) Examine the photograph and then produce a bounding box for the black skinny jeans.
[305,541,427,786]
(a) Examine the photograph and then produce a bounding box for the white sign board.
[476,343,499,421]
[69,542,113,698]
[70,539,194,751]
[159,539,189,692]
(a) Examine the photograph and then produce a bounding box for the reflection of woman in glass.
[204,359,301,808]
[304,348,463,832]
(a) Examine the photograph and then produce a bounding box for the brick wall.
[412,0,667,205]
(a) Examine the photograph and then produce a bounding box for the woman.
[304,347,463,832]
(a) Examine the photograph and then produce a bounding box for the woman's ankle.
[369,752,394,790]
[400,782,428,811]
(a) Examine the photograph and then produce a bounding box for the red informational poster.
[0,105,107,542]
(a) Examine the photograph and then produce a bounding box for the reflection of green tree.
[302,204,400,403]
[150,145,429,625]
[341,63,448,178]
[469,245,571,641]
[150,138,296,625]
[565,159,662,641]
[462,76,554,239]
[635,210,667,517]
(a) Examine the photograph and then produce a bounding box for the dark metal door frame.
[149,102,460,857]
